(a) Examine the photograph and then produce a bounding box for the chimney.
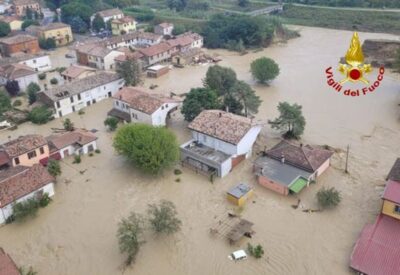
[281,154,285,164]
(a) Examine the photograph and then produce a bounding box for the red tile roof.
[0,151,9,167]
[1,135,47,158]
[383,180,400,204]
[0,63,36,80]
[188,110,255,145]
[61,65,96,79]
[0,248,19,275]
[167,36,194,48]
[0,164,54,207]
[113,87,180,114]
[350,214,400,275]
[265,140,334,173]
[138,42,171,57]
[46,129,97,150]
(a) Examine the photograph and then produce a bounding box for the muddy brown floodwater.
[0,26,399,275]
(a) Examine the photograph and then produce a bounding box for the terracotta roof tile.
[0,248,19,275]
[138,42,171,57]
[0,34,37,45]
[1,135,47,158]
[265,140,334,173]
[61,65,96,79]
[113,86,180,114]
[0,63,36,79]
[188,110,254,145]
[46,129,97,150]
[0,164,54,207]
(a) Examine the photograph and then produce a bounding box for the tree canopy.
[181,88,220,121]
[92,13,105,32]
[116,58,142,86]
[229,80,261,117]
[0,91,11,114]
[113,124,179,174]
[268,102,306,139]
[316,187,341,209]
[0,21,11,37]
[27,82,40,105]
[28,106,53,124]
[204,65,237,96]
[147,200,182,234]
[250,57,280,84]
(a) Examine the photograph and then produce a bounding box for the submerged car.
[228,250,247,261]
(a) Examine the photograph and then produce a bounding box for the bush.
[73,155,81,164]
[47,159,61,178]
[0,91,11,113]
[12,198,40,221]
[316,187,341,209]
[247,243,264,259]
[28,106,53,124]
[95,149,101,154]
[147,200,182,235]
[175,178,181,182]
[104,116,119,131]
[39,37,56,49]
[63,118,74,131]
[39,193,52,207]
[12,99,22,107]
[5,80,20,96]
[174,169,182,175]
[89,152,93,157]
[78,109,85,115]
[50,78,58,85]
[113,124,180,174]
[38,73,46,80]
[27,82,41,105]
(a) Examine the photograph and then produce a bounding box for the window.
[39,147,44,154]
[56,101,60,108]
[161,106,164,110]
[132,113,138,119]
[77,93,81,100]
[395,205,400,214]
[166,104,168,108]
[72,106,75,112]
[58,111,62,117]
[14,157,20,165]
[70,96,74,103]
[116,101,119,106]
[28,151,37,159]
[33,59,36,64]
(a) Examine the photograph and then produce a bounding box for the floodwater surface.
[0,26,399,275]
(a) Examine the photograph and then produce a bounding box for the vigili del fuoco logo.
[325,32,385,96]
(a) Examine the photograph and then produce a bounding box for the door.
[63,149,69,157]
[108,91,112,97]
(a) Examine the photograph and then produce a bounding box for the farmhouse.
[0,134,49,168]
[27,22,73,46]
[138,42,173,67]
[154,22,174,36]
[75,44,124,70]
[111,16,137,36]
[108,86,180,126]
[0,34,39,56]
[38,72,124,118]
[46,129,97,159]
[180,110,261,178]
[91,8,123,24]
[254,141,333,195]
[0,63,38,90]
[61,65,96,82]
[0,164,55,224]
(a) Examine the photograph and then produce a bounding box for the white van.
[228,250,247,261]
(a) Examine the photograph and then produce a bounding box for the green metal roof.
[289,177,308,193]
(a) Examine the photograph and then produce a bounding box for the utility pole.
[345,144,350,173]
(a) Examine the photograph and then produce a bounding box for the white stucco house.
[180,110,262,178]
[0,63,39,91]
[154,22,174,36]
[47,129,98,158]
[102,31,163,49]
[0,53,51,72]
[38,72,124,118]
[108,86,181,126]
[91,8,124,26]
[0,164,55,224]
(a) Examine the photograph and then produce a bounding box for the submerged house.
[180,110,262,178]
[108,86,180,126]
[350,178,400,275]
[254,141,333,195]
[0,164,55,224]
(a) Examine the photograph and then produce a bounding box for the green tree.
[27,82,40,105]
[68,16,88,33]
[0,21,10,37]
[26,8,33,20]
[39,37,57,49]
[317,187,341,209]
[113,124,179,174]
[147,200,182,234]
[247,243,264,259]
[5,80,20,96]
[117,212,145,265]
[21,19,39,30]
[204,65,237,96]
[0,91,11,114]
[268,102,306,139]
[172,24,185,35]
[12,198,40,221]
[47,159,61,178]
[61,2,92,25]
[229,80,261,117]
[104,116,119,131]
[250,57,280,84]
[28,106,53,124]
[116,58,142,86]
[92,13,105,32]
[181,88,220,121]
[63,118,74,131]
[238,0,250,7]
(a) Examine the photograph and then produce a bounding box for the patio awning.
[289,177,308,193]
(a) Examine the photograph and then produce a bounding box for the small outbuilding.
[227,183,253,206]
[146,64,169,78]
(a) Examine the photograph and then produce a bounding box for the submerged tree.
[181,87,220,121]
[229,80,261,117]
[116,58,142,86]
[117,212,145,265]
[147,200,182,235]
[63,118,74,131]
[113,124,179,174]
[204,65,237,96]
[104,116,119,131]
[250,57,280,84]
[47,159,61,178]
[268,102,306,139]
[317,187,341,209]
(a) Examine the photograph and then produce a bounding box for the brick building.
[0,34,40,57]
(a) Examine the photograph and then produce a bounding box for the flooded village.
[0,1,399,275]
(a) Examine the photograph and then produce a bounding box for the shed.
[146,64,169,78]
[227,183,253,206]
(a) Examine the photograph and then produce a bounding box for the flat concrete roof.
[255,157,311,186]
[181,141,230,165]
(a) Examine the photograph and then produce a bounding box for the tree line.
[275,0,400,8]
